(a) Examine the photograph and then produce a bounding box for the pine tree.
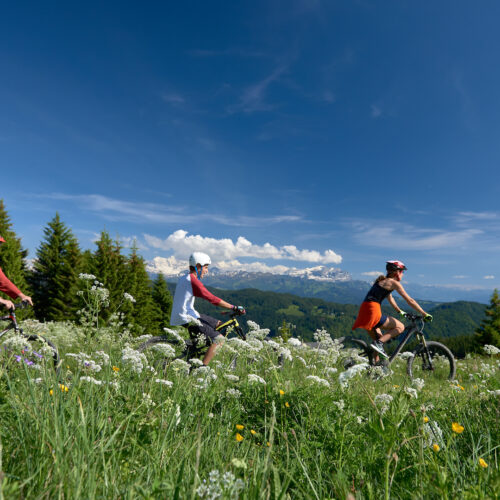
[151,273,173,333]
[123,242,156,333]
[475,289,500,348]
[29,213,82,321]
[0,199,30,301]
[88,231,127,319]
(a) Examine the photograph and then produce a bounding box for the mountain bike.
[138,310,247,369]
[339,313,456,381]
[0,302,60,372]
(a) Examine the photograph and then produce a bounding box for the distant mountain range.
[147,262,493,304]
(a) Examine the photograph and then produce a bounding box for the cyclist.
[352,260,432,359]
[170,251,245,365]
[0,235,33,310]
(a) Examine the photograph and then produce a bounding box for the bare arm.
[393,281,427,316]
[387,293,401,313]
[217,299,234,310]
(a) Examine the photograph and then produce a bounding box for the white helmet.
[189,252,211,268]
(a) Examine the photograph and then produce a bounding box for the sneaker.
[371,340,389,359]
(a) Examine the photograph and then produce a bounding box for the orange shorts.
[352,301,382,331]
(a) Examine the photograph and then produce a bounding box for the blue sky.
[1,1,499,293]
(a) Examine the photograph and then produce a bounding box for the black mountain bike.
[138,310,247,369]
[339,313,456,381]
[0,302,60,372]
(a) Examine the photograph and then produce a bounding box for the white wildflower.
[288,337,302,347]
[412,378,425,391]
[224,374,240,382]
[80,376,103,386]
[339,363,369,388]
[306,375,330,387]
[123,292,136,303]
[374,393,393,415]
[483,344,500,356]
[226,388,242,398]
[404,387,418,399]
[79,273,96,281]
[155,379,174,387]
[121,346,147,374]
[248,374,267,385]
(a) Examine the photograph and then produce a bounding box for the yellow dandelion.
[236,424,244,431]
[112,366,120,372]
[479,458,488,468]
[393,384,400,388]
[433,444,440,452]
[285,402,290,408]
[58,384,69,392]
[266,441,271,447]
[250,429,256,435]
[279,389,285,396]
[235,433,244,442]
[49,389,53,396]
[452,422,464,434]
[458,384,465,391]
[424,416,429,423]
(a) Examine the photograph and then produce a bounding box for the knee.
[396,321,405,334]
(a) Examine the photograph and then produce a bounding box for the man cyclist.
[352,260,432,359]
[0,235,33,309]
[170,252,245,366]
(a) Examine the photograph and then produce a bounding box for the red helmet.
[386,260,407,273]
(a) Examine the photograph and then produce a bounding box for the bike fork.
[418,335,434,371]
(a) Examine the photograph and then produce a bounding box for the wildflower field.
[0,299,498,498]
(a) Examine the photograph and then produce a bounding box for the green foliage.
[29,213,82,321]
[122,242,157,333]
[475,289,500,348]
[0,199,30,300]
[151,273,173,334]
[87,231,127,321]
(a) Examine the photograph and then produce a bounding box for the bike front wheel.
[406,341,456,381]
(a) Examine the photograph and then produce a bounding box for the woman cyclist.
[352,260,432,359]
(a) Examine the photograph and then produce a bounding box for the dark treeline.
[0,202,172,335]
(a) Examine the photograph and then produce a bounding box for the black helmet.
[386,260,407,273]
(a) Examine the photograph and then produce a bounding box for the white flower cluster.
[332,399,345,412]
[248,374,266,385]
[123,292,136,303]
[399,351,415,360]
[170,358,190,375]
[247,321,270,340]
[412,378,425,391]
[374,393,393,414]
[121,346,148,374]
[483,344,500,356]
[226,388,242,398]
[306,375,330,387]
[288,337,302,347]
[150,343,176,358]
[66,352,102,372]
[404,387,418,399]
[339,363,369,388]
[155,379,174,387]
[78,273,96,281]
[196,470,244,500]
[423,420,444,448]
[163,328,187,350]
[224,374,240,382]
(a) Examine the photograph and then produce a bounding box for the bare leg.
[378,317,404,343]
[202,343,218,365]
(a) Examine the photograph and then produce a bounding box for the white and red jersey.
[170,272,224,325]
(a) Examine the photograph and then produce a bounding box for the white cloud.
[144,230,342,264]
[484,275,495,280]
[361,271,383,277]
[39,193,302,227]
[453,275,467,279]
[351,220,482,250]
[161,93,185,105]
[147,256,295,276]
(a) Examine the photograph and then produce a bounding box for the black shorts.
[184,314,220,342]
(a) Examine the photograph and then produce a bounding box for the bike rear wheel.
[138,336,193,372]
[407,341,456,381]
[338,336,374,369]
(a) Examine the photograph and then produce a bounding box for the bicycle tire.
[22,333,60,374]
[338,336,374,369]
[406,340,456,381]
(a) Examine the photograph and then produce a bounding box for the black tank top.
[364,282,392,303]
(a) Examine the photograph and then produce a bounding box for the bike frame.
[0,309,22,338]
[384,315,426,365]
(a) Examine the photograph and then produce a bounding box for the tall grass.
[0,316,498,499]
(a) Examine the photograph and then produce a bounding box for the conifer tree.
[475,289,500,348]
[151,273,173,333]
[122,242,156,332]
[89,231,127,318]
[29,213,82,321]
[0,199,30,301]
